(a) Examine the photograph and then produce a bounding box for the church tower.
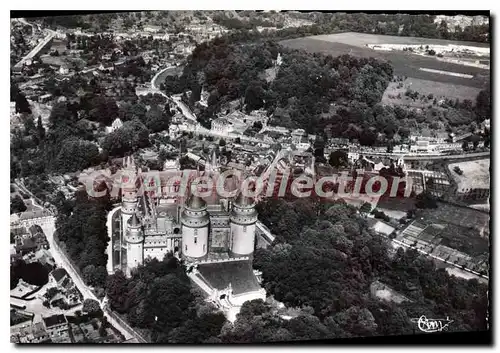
[204,149,220,176]
[124,213,144,277]
[229,193,258,258]
[180,195,210,260]
[121,156,139,238]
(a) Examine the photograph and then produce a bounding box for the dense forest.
[105,256,226,343]
[252,198,488,339]
[54,189,111,291]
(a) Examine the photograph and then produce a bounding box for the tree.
[105,271,128,313]
[328,150,348,168]
[102,119,150,156]
[15,91,31,114]
[144,104,170,133]
[219,138,226,147]
[286,314,330,341]
[53,138,101,173]
[83,264,108,287]
[475,88,490,121]
[10,195,27,214]
[252,121,263,131]
[88,96,119,125]
[83,298,102,314]
[386,141,394,153]
[415,191,438,209]
[244,80,266,112]
[359,202,372,215]
[36,116,45,141]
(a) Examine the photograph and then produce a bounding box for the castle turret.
[124,213,144,277]
[229,192,258,258]
[180,195,209,260]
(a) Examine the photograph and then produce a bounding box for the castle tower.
[124,213,144,277]
[180,195,210,260]
[229,192,258,258]
[121,156,139,238]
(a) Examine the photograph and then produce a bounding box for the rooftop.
[197,260,261,295]
[42,314,67,328]
[186,195,207,209]
[50,268,68,283]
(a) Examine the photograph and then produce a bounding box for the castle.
[106,156,259,277]
[105,156,266,321]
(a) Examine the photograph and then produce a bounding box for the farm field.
[448,159,490,190]
[419,201,489,229]
[279,32,490,90]
[382,77,483,105]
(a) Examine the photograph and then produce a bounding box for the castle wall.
[144,246,169,262]
[106,206,122,275]
[121,213,132,245]
[211,228,229,251]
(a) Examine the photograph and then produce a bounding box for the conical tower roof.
[234,191,255,207]
[129,213,141,228]
[186,194,207,209]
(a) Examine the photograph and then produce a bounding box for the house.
[58,65,69,75]
[291,129,306,144]
[169,124,181,140]
[106,118,123,134]
[42,314,69,338]
[211,117,232,135]
[49,268,70,287]
[481,119,490,132]
[34,248,55,267]
[38,93,53,104]
[144,25,161,33]
[14,235,39,255]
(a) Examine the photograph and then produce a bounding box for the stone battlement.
[193,256,250,266]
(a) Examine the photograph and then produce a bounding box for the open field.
[40,54,67,67]
[446,266,488,283]
[418,201,489,231]
[279,32,490,89]
[49,39,68,53]
[382,77,482,106]
[310,32,490,48]
[448,159,490,190]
